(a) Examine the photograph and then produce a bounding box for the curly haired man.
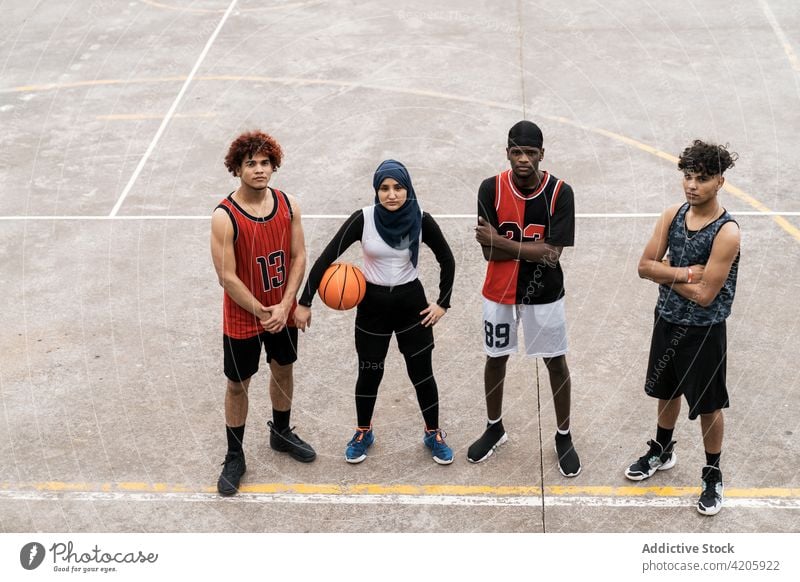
[211,130,316,496]
[625,140,740,516]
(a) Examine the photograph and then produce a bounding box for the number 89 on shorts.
[485,321,511,350]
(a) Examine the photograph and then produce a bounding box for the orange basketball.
[318,263,367,310]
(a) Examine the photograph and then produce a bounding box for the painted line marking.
[3,74,798,240]
[141,0,322,15]
[96,112,216,121]
[758,0,800,73]
[3,491,798,509]
[0,212,799,221]
[545,115,800,243]
[7,481,800,497]
[1,482,798,509]
[4,76,189,93]
[107,0,239,217]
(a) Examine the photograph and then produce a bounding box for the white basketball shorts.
[482,297,568,358]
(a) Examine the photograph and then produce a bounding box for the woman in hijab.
[295,160,455,465]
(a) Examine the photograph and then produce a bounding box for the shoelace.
[702,471,721,493]
[700,479,721,503]
[637,441,663,466]
[221,455,242,468]
[427,429,447,445]
[271,422,301,440]
[352,429,370,444]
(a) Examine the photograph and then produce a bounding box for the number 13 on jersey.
[255,250,286,292]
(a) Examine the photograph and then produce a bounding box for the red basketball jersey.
[481,169,573,304]
[216,189,297,339]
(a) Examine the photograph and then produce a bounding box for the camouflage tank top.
[656,203,739,326]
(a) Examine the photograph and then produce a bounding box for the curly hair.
[224,130,283,175]
[678,140,738,176]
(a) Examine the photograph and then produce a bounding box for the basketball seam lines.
[339,265,349,310]
[322,263,342,309]
[354,268,363,308]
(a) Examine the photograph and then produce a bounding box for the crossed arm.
[475,216,563,266]
[638,205,740,307]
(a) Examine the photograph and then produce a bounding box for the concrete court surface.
[0,0,798,534]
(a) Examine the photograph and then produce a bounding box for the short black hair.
[508,120,543,149]
[678,140,738,176]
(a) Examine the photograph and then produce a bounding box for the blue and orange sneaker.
[345,427,374,464]
[423,428,454,465]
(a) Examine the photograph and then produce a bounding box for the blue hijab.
[372,159,422,267]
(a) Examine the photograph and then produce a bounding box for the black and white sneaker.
[625,439,677,481]
[554,432,581,477]
[268,422,317,463]
[697,465,724,516]
[467,422,508,463]
[217,451,246,496]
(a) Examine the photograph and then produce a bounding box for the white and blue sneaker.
[345,427,374,464]
[423,428,454,465]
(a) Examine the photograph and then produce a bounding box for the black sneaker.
[217,451,246,496]
[268,421,316,463]
[467,422,508,463]
[697,465,724,516]
[625,439,677,481]
[554,432,581,477]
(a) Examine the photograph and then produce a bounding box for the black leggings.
[354,280,439,429]
[356,350,439,429]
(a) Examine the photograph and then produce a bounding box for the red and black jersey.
[479,169,575,305]
[216,188,296,339]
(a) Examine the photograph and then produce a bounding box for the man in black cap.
[468,120,581,477]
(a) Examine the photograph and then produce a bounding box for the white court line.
[2,212,800,221]
[0,490,798,509]
[107,0,240,217]
[758,0,800,73]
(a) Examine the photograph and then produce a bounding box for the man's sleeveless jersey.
[216,189,296,339]
[480,170,575,305]
[657,203,739,326]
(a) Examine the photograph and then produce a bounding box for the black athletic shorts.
[355,279,434,360]
[223,327,298,382]
[644,311,729,419]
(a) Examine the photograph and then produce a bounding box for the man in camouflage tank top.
[624,140,740,516]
